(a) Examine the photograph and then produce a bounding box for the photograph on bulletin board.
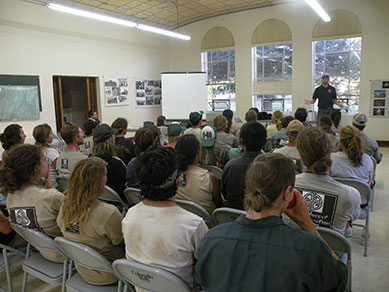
[370,79,389,118]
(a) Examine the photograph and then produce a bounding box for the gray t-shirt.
[330,152,373,184]
[215,132,238,150]
[56,151,88,176]
[360,133,383,163]
[273,146,301,160]
[295,173,361,234]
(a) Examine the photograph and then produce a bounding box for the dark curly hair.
[0,124,23,151]
[136,146,178,201]
[134,126,160,158]
[176,134,200,171]
[0,144,42,194]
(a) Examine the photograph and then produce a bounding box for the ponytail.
[340,126,363,167]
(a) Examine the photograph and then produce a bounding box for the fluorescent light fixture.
[48,3,136,28]
[305,0,331,22]
[137,24,191,40]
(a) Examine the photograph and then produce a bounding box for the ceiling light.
[305,0,331,22]
[137,24,191,40]
[48,3,137,27]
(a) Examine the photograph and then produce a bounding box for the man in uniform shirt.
[305,74,343,123]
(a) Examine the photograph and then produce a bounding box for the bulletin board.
[370,79,389,118]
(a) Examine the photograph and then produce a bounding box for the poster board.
[370,79,389,117]
[135,79,161,108]
[104,77,129,107]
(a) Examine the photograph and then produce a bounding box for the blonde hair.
[245,153,295,211]
[340,125,363,167]
[271,111,283,125]
[213,115,228,131]
[91,135,116,156]
[33,124,52,148]
[60,157,106,226]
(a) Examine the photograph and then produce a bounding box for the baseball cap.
[93,124,118,142]
[189,111,204,125]
[168,123,184,137]
[143,121,155,127]
[201,125,217,147]
[353,113,368,127]
[287,120,304,134]
[322,74,329,79]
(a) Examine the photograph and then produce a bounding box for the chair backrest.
[54,237,113,273]
[10,223,58,252]
[317,227,352,291]
[175,199,212,226]
[56,175,69,191]
[199,165,223,180]
[370,156,377,181]
[100,186,127,206]
[212,207,246,225]
[124,188,143,205]
[332,177,371,205]
[113,259,191,292]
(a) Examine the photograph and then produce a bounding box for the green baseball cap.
[168,123,184,137]
[143,121,155,127]
[189,111,204,125]
[201,125,217,147]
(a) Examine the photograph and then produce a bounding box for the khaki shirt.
[79,136,94,155]
[7,186,64,262]
[57,199,124,285]
[56,151,87,176]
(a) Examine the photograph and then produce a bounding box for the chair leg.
[61,259,68,292]
[68,260,73,280]
[118,280,122,292]
[21,271,28,292]
[370,189,375,212]
[3,249,13,292]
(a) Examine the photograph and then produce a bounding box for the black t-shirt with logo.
[312,85,337,109]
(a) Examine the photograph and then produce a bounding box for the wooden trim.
[377,141,389,147]
[84,77,91,120]
[53,76,64,133]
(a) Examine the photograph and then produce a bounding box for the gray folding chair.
[199,165,223,180]
[56,175,70,191]
[10,223,68,292]
[212,207,247,225]
[0,243,26,292]
[175,199,213,226]
[370,156,377,212]
[333,177,371,257]
[113,259,191,292]
[54,237,128,292]
[100,186,129,216]
[317,227,352,292]
[124,188,143,206]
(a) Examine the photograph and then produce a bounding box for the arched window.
[312,9,362,114]
[201,27,235,112]
[251,19,292,113]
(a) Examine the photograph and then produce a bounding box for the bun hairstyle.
[134,126,160,158]
[297,128,332,174]
[340,125,363,167]
[175,134,200,172]
[111,118,128,134]
[0,144,42,194]
[0,124,23,151]
[136,146,178,201]
[271,110,283,126]
[245,153,295,212]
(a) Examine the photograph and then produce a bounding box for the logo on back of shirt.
[65,223,80,234]
[85,141,91,149]
[61,158,69,169]
[9,207,42,231]
[328,89,331,93]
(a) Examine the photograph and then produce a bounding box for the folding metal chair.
[212,207,247,225]
[370,156,377,212]
[56,175,70,191]
[10,223,68,292]
[99,186,129,216]
[113,258,191,292]
[175,199,213,226]
[317,227,352,292]
[123,188,143,206]
[199,165,223,180]
[54,237,128,292]
[333,177,372,257]
[0,243,26,292]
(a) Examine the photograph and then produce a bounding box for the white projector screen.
[162,72,207,120]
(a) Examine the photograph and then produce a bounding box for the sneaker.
[345,225,353,238]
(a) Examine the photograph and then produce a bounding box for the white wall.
[169,0,389,141]
[0,0,173,155]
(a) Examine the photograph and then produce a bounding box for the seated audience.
[195,153,347,292]
[0,144,64,262]
[272,116,294,141]
[122,146,208,288]
[175,134,223,214]
[319,116,341,152]
[91,124,126,201]
[274,120,304,161]
[157,115,168,145]
[111,118,135,165]
[330,109,342,134]
[56,124,87,176]
[0,124,26,160]
[156,115,166,126]
[352,113,383,164]
[33,123,59,188]
[213,115,238,152]
[222,122,267,210]
[295,128,361,234]
[249,107,260,120]
[81,119,99,155]
[294,107,312,128]
[167,123,184,148]
[331,125,374,185]
[245,110,257,123]
[57,157,124,285]
[222,109,239,136]
[184,111,203,142]
[126,126,160,188]
[266,110,283,138]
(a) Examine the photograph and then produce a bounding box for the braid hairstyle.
[340,125,363,167]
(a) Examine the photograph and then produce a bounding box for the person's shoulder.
[202,221,235,241]
[174,205,205,225]
[93,200,119,215]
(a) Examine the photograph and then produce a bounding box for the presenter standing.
[305,74,343,123]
